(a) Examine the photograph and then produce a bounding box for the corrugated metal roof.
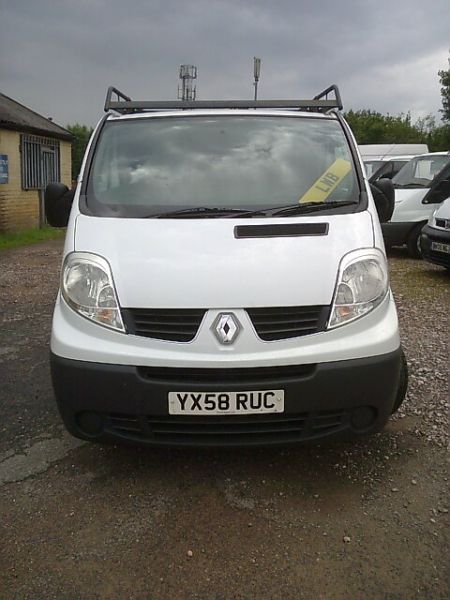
[0,93,73,141]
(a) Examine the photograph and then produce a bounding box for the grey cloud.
[0,0,448,126]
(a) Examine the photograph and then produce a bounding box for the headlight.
[427,208,437,226]
[329,251,389,328]
[61,252,125,332]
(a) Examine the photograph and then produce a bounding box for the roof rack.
[104,84,343,114]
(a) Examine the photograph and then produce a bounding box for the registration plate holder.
[168,390,285,415]
[431,241,450,255]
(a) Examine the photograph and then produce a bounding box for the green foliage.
[438,58,450,122]
[345,110,426,144]
[0,227,65,251]
[66,123,94,180]
[427,123,450,151]
[344,109,449,152]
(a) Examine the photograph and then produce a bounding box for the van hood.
[74,212,374,308]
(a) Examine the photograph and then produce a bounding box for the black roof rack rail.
[104,84,343,114]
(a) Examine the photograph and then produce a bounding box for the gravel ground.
[0,240,448,599]
[388,249,449,448]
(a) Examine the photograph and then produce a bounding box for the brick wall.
[0,129,72,233]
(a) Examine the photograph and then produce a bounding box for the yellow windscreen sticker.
[299,158,352,204]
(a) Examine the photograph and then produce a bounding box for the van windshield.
[393,155,450,189]
[364,160,384,178]
[86,116,359,217]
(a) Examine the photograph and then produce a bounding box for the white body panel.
[51,291,399,367]
[391,188,432,223]
[429,197,450,227]
[74,212,374,309]
[51,108,400,372]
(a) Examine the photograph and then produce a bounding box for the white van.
[44,85,407,446]
[420,197,450,270]
[382,152,450,257]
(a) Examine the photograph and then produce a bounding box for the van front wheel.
[407,222,425,258]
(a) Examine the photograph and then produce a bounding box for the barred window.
[20,134,60,190]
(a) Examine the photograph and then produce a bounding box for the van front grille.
[137,363,316,383]
[122,305,330,342]
[122,308,206,342]
[246,305,329,341]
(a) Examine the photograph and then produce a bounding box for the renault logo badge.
[212,313,241,344]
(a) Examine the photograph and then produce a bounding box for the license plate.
[431,241,450,254]
[168,390,284,415]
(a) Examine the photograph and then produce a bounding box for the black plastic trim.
[234,223,329,238]
[50,348,403,446]
[104,83,343,113]
[420,224,450,268]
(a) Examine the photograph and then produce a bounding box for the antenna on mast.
[178,65,197,100]
[253,57,261,101]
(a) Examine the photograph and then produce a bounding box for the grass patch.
[0,227,65,251]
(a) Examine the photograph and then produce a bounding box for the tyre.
[391,350,408,413]
[406,222,426,258]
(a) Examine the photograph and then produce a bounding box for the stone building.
[0,93,72,233]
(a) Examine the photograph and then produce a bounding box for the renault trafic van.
[420,197,450,270]
[45,85,407,446]
[382,152,450,257]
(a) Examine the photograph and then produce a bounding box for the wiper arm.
[149,206,266,219]
[268,200,358,217]
[394,183,425,189]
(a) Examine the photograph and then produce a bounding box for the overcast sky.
[1,0,448,128]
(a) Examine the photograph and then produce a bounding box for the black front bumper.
[420,225,450,269]
[50,349,403,446]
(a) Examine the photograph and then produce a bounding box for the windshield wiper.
[145,201,357,219]
[264,200,358,217]
[149,206,267,219]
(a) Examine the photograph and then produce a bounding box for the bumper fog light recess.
[351,406,377,431]
[76,411,104,436]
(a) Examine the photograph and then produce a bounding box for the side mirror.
[423,179,450,204]
[44,183,74,227]
[370,179,395,223]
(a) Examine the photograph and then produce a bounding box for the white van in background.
[359,144,429,161]
[420,197,450,270]
[382,152,450,257]
[360,144,429,185]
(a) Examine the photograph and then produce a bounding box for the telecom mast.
[253,57,261,101]
[178,65,197,100]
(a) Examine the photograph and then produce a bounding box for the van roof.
[415,151,450,158]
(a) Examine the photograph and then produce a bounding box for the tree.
[344,110,428,145]
[438,54,450,122]
[67,123,94,180]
